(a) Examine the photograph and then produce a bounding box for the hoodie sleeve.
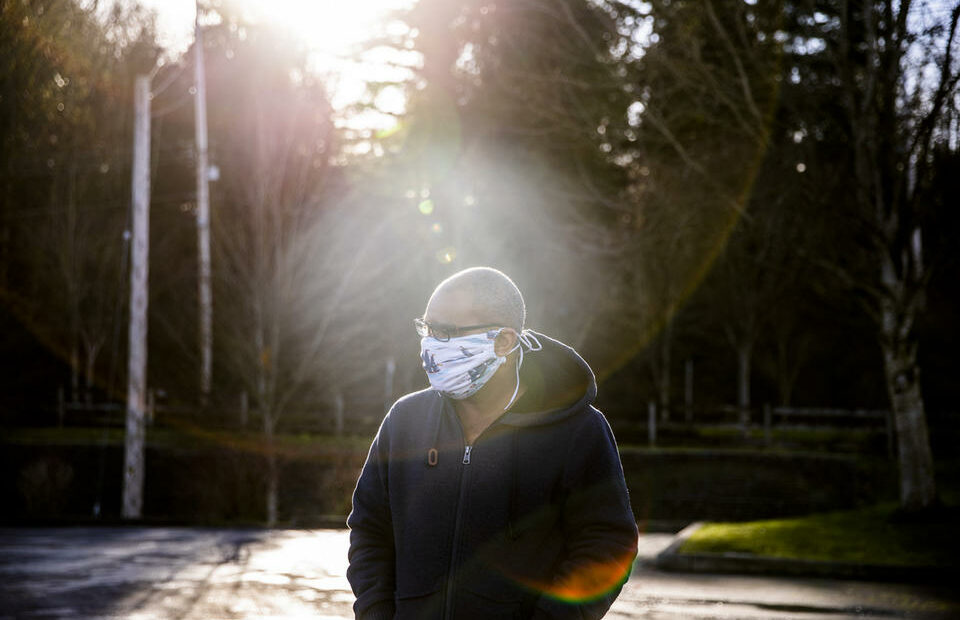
[347,415,396,620]
[533,407,639,620]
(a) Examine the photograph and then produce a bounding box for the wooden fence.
[55,387,904,455]
[641,402,895,457]
[54,388,386,436]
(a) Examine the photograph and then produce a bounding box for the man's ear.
[494,328,519,357]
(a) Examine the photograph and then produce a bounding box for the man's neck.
[454,363,524,445]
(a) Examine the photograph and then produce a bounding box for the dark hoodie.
[347,331,639,619]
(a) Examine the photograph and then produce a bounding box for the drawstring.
[504,330,542,412]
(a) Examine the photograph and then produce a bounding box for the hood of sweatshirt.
[498,330,597,427]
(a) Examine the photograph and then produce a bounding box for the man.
[348,267,638,619]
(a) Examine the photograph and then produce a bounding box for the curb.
[654,522,953,583]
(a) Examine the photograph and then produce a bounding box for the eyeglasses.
[414,318,502,342]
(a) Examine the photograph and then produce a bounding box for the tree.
[628,0,786,423]
[187,13,417,524]
[367,0,646,370]
[634,0,958,509]
[827,0,960,510]
[0,0,158,409]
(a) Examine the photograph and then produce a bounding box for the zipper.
[445,408,499,617]
[443,419,471,619]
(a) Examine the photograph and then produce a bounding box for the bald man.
[347,267,638,620]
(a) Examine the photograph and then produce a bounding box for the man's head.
[423,267,525,335]
[419,267,534,404]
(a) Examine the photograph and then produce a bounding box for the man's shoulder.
[386,388,441,421]
[568,405,617,440]
[377,388,442,444]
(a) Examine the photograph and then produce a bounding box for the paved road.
[0,528,956,619]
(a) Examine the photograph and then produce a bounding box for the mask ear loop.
[503,330,542,411]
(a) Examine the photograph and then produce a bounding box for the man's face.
[423,286,517,357]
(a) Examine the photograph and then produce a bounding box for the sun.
[249,0,414,125]
[137,0,413,124]
[232,0,412,59]
[137,0,412,64]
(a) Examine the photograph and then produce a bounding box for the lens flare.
[436,247,456,264]
[513,550,636,603]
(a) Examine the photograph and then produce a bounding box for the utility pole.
[195,3,213,407]
[122,75,151,519]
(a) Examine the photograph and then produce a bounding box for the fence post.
[335,391,345,437]
[763,403,772,446]
[648,401,657,447]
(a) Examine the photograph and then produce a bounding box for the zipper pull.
[463,445,472,465]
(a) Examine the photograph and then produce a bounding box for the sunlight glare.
[135,0,414,123]
[252,0,410,57]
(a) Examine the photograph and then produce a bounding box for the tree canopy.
[2,0,959,515]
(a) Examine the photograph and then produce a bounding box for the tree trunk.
[658,325,672,422]
[776,363,795,408]
[254,295,279,526]
[69,337,80,404]
[84,341,102,406]
[647,322,672,422]
[775,331,807,408]
[334,390,344,437]
[257,361,279,527]
[65,159,80,405]
[263,412,278,527]
[0,224,8,289]
[385,357,396,414]
[737,341,752,435]
[836,0,945,513]
[880,285,937,510]
[881,343,936,510]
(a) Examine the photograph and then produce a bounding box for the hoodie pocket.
[457,576,530,620]
[395,584,442,620]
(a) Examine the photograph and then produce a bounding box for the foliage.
[681,502,960,566]
[0,0,159,408]
[0,0,958,466]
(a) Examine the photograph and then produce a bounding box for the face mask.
[420,329,543,408]
[421,330,505,400]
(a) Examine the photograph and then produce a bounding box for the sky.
[131,0,413,123]
[136,0,409,57]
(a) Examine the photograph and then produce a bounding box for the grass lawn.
[679,503,960,567]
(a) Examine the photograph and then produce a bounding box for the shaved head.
[427,267,526,331]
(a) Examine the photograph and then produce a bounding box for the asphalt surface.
[0,527,957,619]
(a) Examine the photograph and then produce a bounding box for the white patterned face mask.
[420,329,543,407]
[420,330,505,400]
